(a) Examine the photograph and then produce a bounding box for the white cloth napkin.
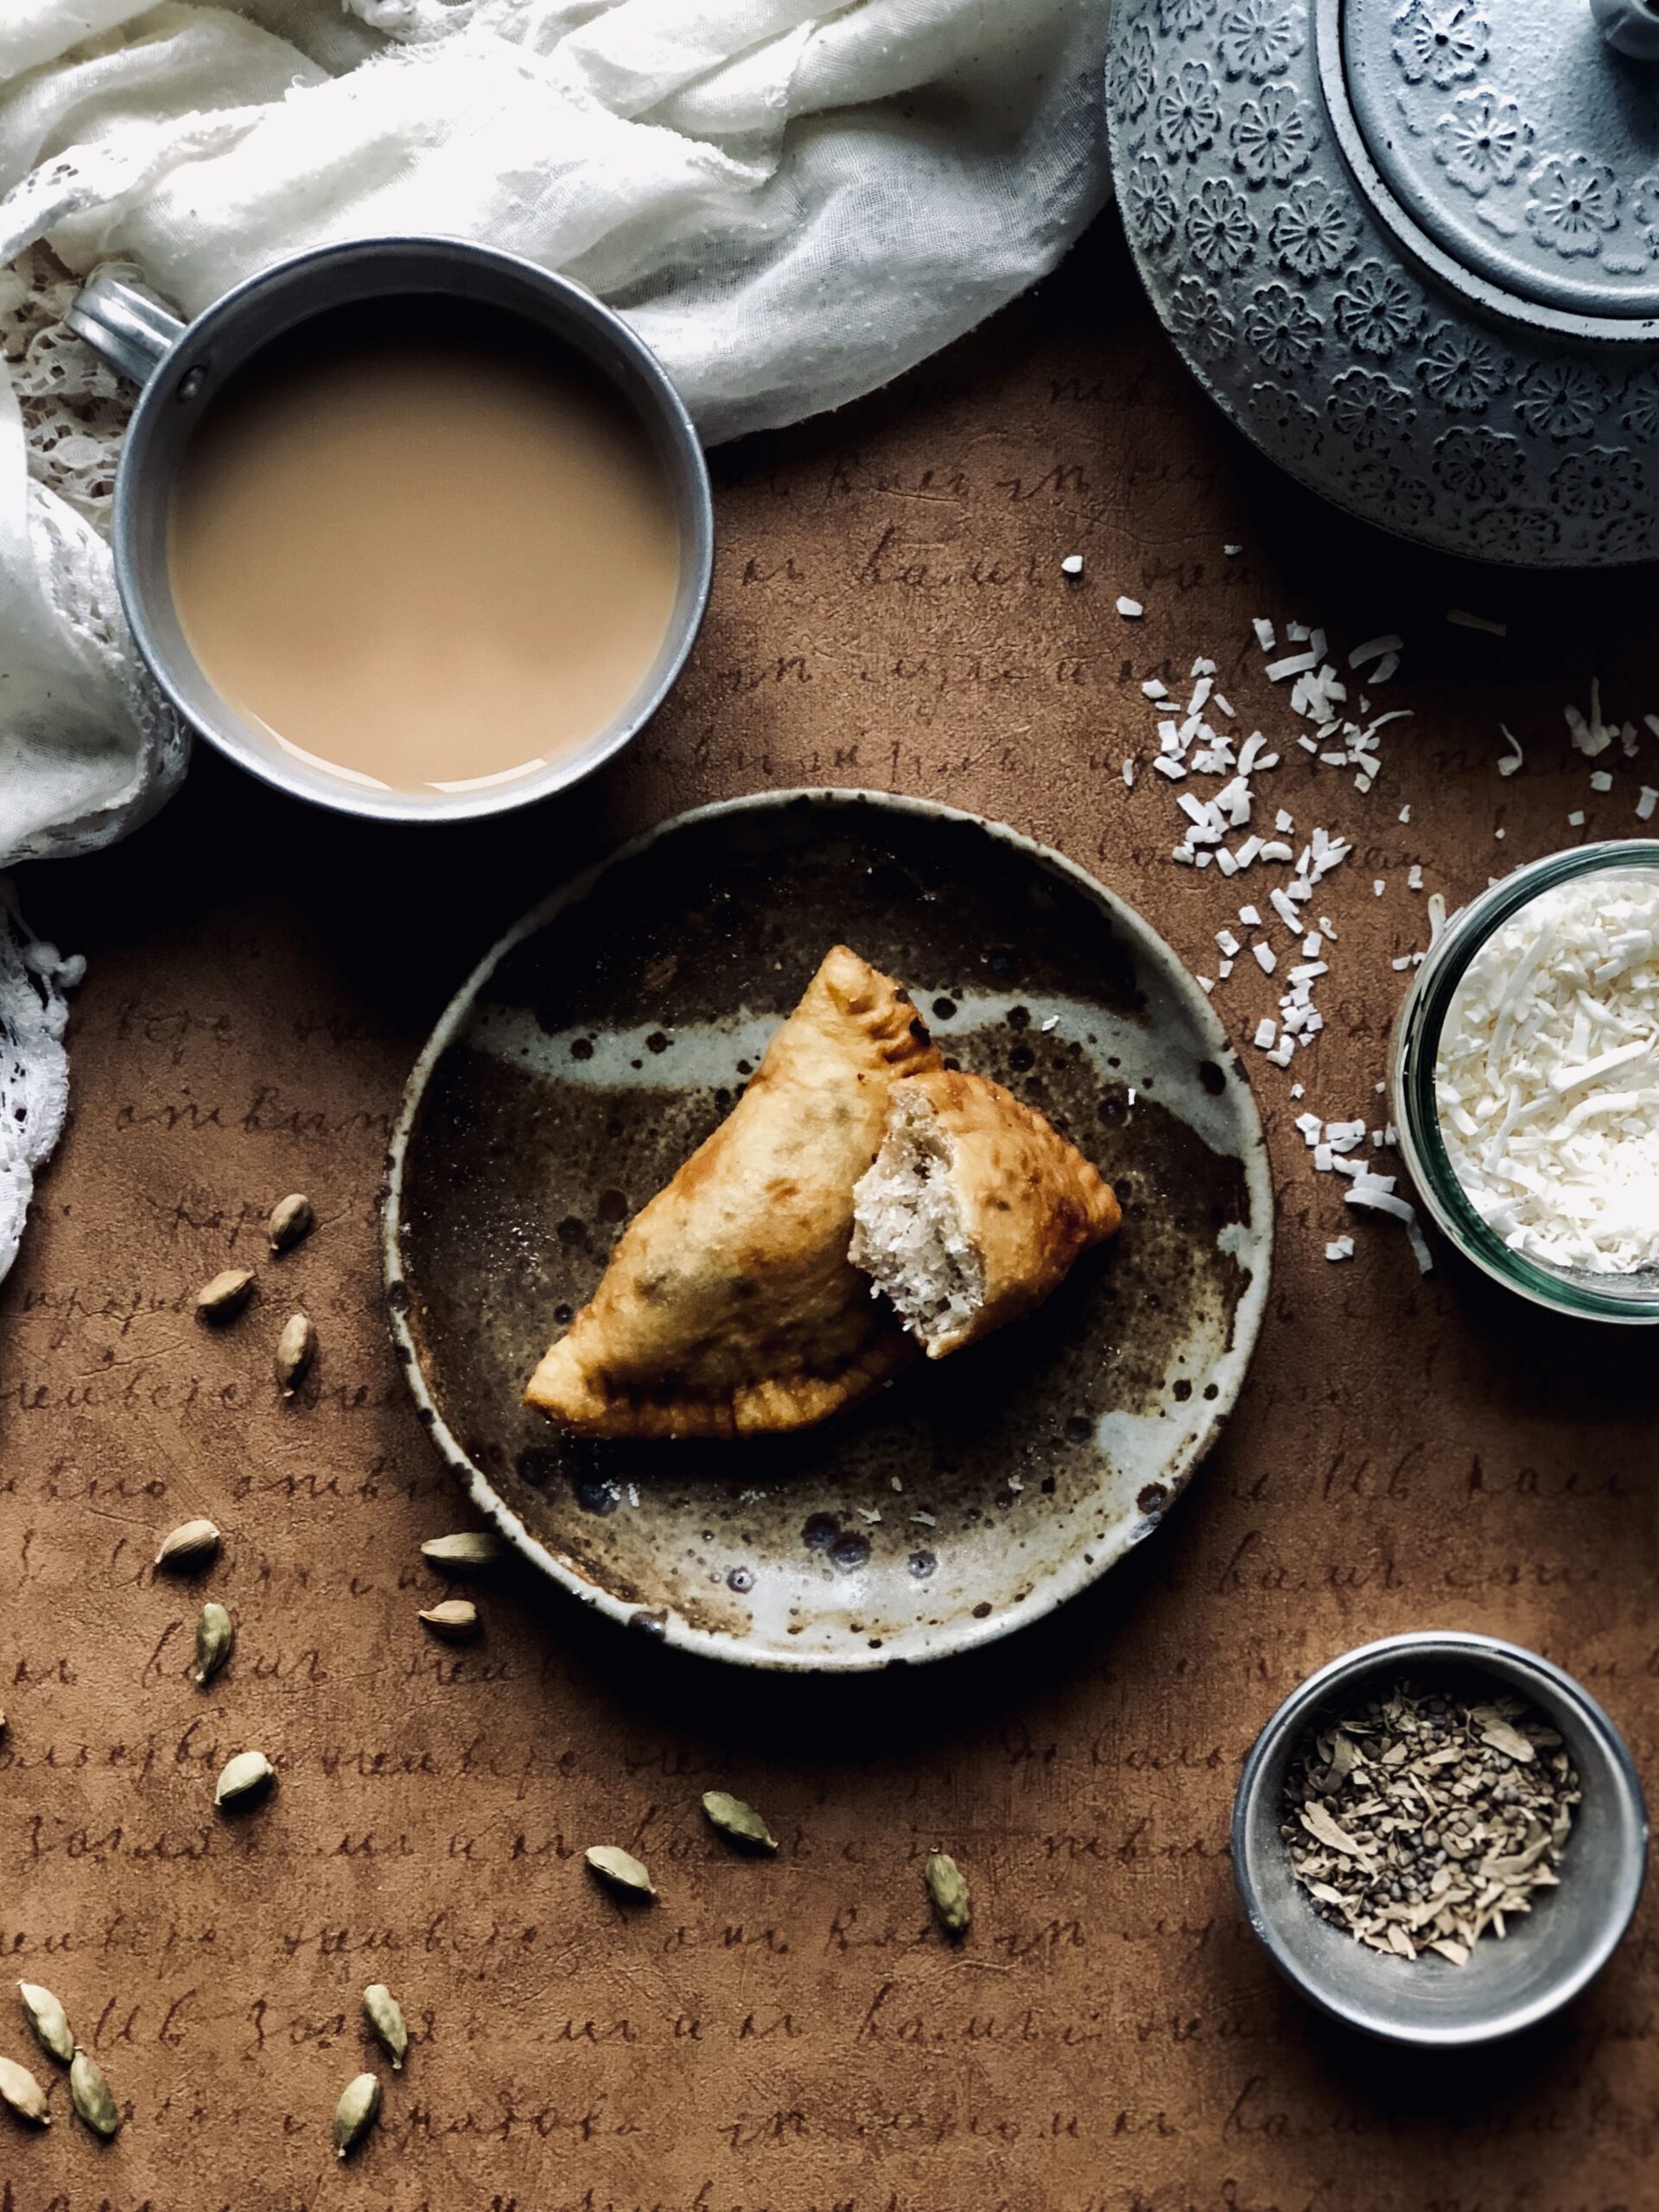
[0,0,1113,1281]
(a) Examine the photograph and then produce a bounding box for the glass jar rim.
[1391,841,1659,1324]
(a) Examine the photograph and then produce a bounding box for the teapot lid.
[1330,0,1659,334]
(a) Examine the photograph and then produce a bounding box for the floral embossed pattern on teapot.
[1106,0,1659,565]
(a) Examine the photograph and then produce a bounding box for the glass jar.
[1391,842,1659,1324]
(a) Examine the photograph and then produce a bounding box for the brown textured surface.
[7,217,1659,2208]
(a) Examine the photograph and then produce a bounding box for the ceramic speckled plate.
[384,791,1272,1670]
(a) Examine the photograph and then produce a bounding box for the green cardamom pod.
[18,1984,73,2065]
[419,1531,508,1573]
[418,1599,479,1643]
[584,1844,655,1897]
[194,1602,234,1688]
[196,1268,255,1323]
[154,1518,221,1571]
[214,1750,276,1811]
[701,1791,778,1853]
[267,1193,315,1254]
[0,2052,49,2124]
[361,1985,407,2071]
[68,2049,118,2139]
[275,1313,316,1396]
[924,1851,971,1936]
[333,2070,381,2159]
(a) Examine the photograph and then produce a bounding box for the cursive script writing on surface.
[3,238,1659,2212]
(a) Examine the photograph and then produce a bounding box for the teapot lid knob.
[1591,0,1659,58]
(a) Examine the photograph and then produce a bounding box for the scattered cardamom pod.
[417,1599,479,1643]
[584,1844,655,1898]
[333,2070,381,2160]
[701,1790,778,1853]
[0,2052,48,2125]
[924,1851,971,1937]
[68,2048,118,2139]
[154,1517,220,1571]
[194,1601,234,1688]
[419,1530,509,1573]
[214,1750,276,1811]
[274,1313,315,1396]
[18,1984,73,2065]
[267,1192,315,1254]
[196,1267,255,1323]
[361,1984,407,2071]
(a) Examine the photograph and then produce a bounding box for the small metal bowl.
[1232,1632,1647,2047]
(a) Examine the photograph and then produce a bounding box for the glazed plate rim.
[382,787,1275,1672]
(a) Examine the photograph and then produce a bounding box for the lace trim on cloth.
[0,880,82,1287]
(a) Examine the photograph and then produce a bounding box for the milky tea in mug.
[166,300,682,798]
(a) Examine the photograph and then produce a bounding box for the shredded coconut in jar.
[1435,872,1659,1273]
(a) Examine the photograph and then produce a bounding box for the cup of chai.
[67,238,713,822]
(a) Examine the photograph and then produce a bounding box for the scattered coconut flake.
[1497,725,1523,778]
[1591,770,1613,793]
[1254,1017,1277,1049]
[1345,1185,1433,1271]
[1060,553,1084,577]
[1325,1236,1355,1262]
[1567,680,1614,759]
[1267,649,1319,683]
[1252,617,1276,652]
[1348,633,1402,671]
[1446,608,1507,637]
[1116,595,1143,619]
[1252,941,1277,975]
[1639,788,1658,822]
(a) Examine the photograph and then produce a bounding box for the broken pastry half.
[524,945,942,1440]
[849,1068,1120,1358]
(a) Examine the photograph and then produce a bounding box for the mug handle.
[65,271,186,387]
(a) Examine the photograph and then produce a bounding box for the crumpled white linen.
[0,0,1112,1281]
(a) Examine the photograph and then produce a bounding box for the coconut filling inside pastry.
[850,1084,985,1351]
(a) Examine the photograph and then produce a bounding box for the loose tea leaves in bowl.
[1280,1678,1580,1966]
